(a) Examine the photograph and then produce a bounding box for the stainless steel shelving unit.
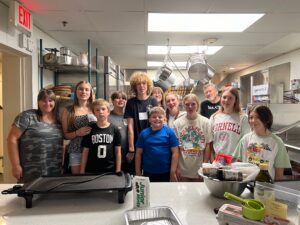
[39,39,101,98]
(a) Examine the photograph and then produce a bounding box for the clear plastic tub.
[255,181,300,224]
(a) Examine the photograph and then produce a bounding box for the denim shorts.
[69,152,81,166]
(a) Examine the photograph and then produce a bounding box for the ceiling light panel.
[148,13,265,32]
[148,46,223,55]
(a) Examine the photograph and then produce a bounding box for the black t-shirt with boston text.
[81,123,121,173]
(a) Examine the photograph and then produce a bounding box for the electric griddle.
[2,172,132,208]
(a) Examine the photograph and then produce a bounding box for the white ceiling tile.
[247,13,300,32]
[13,0,300,76]
[96,32,145,45]
[78,0,144,11]
[21,0,82,11]
[33,11,95,31]
[85,11,145,31]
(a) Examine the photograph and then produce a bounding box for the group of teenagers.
[7,71,291,184]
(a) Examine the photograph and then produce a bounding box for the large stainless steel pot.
[158,65,172,80]
[58,55,72,65]
[154,65,176,91]
[187,53,213,83]
[60,47,71,56]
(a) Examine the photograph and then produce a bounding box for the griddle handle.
[1,185,22,194]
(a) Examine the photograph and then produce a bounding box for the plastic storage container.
[255,181,300,224]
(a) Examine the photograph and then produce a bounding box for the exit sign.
[10,1,33,36]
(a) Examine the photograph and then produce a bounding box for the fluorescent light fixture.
[148,13,264,32]
[148,46,223,55]
[147,61,164,67]
[147,61,187,68]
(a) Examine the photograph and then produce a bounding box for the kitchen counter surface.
[1,182,233,225]
[1,182,299,225]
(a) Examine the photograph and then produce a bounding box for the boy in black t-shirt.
[80,99,122,174]
[124,71,158,174]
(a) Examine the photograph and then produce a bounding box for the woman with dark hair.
[210,88,250,158]
[61,81,95,174]
[7,89,63,183]
[233,105,291,180]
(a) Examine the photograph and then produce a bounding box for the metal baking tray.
[124,206,183,225]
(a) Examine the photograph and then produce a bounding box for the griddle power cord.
[45,172,117,192]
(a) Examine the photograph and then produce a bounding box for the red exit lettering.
[18,5,31,30]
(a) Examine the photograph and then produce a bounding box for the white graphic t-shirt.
[174,114,213,178]
[233,131,291,179]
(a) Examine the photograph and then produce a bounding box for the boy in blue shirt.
[135,106,179,182]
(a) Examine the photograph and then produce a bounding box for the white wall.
[0,2,29,56]
[0,2,64,109]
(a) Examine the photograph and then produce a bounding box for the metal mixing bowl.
[203,176,247,198]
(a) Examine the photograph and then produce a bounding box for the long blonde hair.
[165,92,180,121]
[67,81,94,131]
[218,88,241,114]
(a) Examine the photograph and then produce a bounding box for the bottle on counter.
[254,162,275,204]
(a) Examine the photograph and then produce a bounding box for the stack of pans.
[58,47,72,65]
[52,85,72,98]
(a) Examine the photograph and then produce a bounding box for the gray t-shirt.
[14,109,63,183]
[109,111,128,162]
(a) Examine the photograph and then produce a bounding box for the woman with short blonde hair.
[173,93,212,182]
